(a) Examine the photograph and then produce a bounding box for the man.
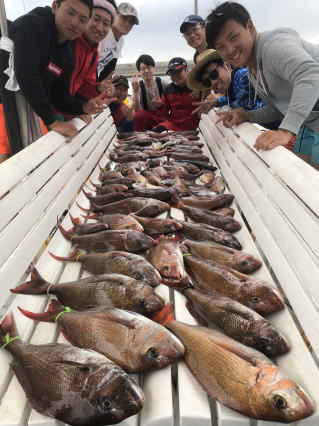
[153,57,200,132]
[97,2,139,81]
[206,1,319,170]
[109,75,133,133]
[132,54,169,131]
[180,15,207,63]
[0,0,105,154]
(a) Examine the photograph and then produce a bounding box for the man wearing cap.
[180,15,207,63]
[97,2,139,81]
[153,57,200,132]
[109,75,133,133]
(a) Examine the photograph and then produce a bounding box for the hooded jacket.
[0,6,84,125]
[249,28,319,134]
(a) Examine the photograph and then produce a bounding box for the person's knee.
[153,124,168,133]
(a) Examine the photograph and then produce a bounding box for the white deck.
[0,108,318,426]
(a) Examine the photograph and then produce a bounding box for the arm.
[231,68,266,111]
[98,58,117,82]
[131,73,142,112]
[249,104,284,125]
[77,54,100,100]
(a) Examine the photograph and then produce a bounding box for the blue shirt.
[216,68,265,111]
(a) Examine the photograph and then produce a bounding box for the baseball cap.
[93,0,117,22]
[118,2,139,25]
[166,57,188,74]
[112,75,129,88]
[180,14,204,33]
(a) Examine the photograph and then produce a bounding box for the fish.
[177,287,289,356]
[98,170,123,181]
[89,197,170,217]
[11,268,164,314]
[170,152,210,162]
[183,254,285,314]
[113,152,149,163]
[93,183,130,194]
[180,159,217,171]
[186,184,218,198]
[49,250,162,286]
[81,213,144,232]
[19,301,184,374]
[82,189,133,205]
[148,237,187,284]
[183,239,262,273]
[59,228,154,253]
[178,194,234,210]
[209,176,226,193]
[151,166,169,179]
[117,164,148,186]
[171,192,241,232]
[128,187,175,202]
[199,170,215,185]
[213,207,235,217]
[0,313,145,426]
[141,170,162,186]
[57,214,108,238]
[133,215,183,236]
[152,309,313,423]
[177,219,242,249]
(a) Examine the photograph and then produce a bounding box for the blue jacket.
[216,68,265,111]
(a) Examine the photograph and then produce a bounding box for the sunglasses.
[201,66,220,87]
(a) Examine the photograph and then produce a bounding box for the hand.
[151,97,163,108]
[122,105,133,121]
[253,129,294,151]
[216,108,249,127]
[49,120,78,138]
[131,72,139,92]
[83,92,113,115]
[191,99,216,115]
[77,114,92,125]
[190,91,201,100]
[97,71,114,93]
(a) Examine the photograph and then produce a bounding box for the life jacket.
[139,77,163,111]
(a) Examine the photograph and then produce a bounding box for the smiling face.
[214,19,256,68]
[52,0,90,42]
[113,13,135,36]
[84,8,112,45]
[139,63,155,83]
[169,69,188,88]
[183,22,206,51]
[112,83,128,102]
[201,61,231,93]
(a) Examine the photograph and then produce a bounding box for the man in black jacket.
[0,0,106,154]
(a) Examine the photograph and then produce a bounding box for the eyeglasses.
[182,23,204,38]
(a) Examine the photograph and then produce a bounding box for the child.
[205,1,319,170]
[153,57,200,132]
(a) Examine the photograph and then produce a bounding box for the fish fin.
[60,328,77,346]
[151,303,174,326]
[57,219,73,240]
[18,299,65,323]
[82,188,93,199]
[80,213,101,219]
[185,301,208,327]
[49,249,83,263]
[69,212,82,225]
[10,268,49,295]
[76,201,92,213]
[89,178,100,188]
[0,312,19,345]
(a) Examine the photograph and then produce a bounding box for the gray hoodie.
[249,28,319,134]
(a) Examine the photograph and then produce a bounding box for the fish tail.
[80,213,101,219]
[10,267,49,295]
[0,312,19,347]
[69,212,82,225]
[76,201,92,213]
[151,303,174,326]
[18,299,64,323]
[57,219,73,241]
[49,249,83,263]
[89,178,100,188]
[82,189,93,199]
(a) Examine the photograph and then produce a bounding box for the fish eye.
[98,397,114,413]
[146,347,160,359]
[250,296,261,303]
[135,273,144,280]
[272,394,287,410]
[138,299,146,307]
[240,260,248,266]
[256,336,270,346]
[162,265,170,272]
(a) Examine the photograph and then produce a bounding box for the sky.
[3,0,319,65]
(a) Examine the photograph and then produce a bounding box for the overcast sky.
[4,0,319,66]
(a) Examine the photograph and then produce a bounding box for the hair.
[205,1,251,48]
[136,54,155,71]
[55,0,94,16]
[196,58,224,83]
[105,0,118,11]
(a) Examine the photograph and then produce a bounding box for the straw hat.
[187,49,221,92]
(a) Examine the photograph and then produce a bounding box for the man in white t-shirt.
[97,2,138,81]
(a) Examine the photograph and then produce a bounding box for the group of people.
[0,0,318,171]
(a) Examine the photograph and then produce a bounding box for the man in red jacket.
[153,57,200,132]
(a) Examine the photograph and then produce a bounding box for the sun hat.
[187,49,221,91]
[118,2,139,25]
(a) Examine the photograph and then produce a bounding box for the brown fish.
[213,207,235,217]
[141,170,162,186]
[183,255,285,314]
[187,184,217,198]
[0,313,145,426]
[81,214,144,232]
[179,194,234,210]
[133,215,183,236]
[49,250,162,286]
[183,239,262,273]
[148,237,186,284]
[11,268,163,314]
[57,214,108,238]
[128,187,174,202]
[170,152,210,162]
[59,228,154,253]
[151,166,169,179]
[152,312,313,423]
[179,287,289,356]
[82,189,133,205]
[98,170,123,181]
[114,152,149,163]
[20,301,184,374]
[90,197,170,217]
[177,220,242,249]
[209,176,226,193]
